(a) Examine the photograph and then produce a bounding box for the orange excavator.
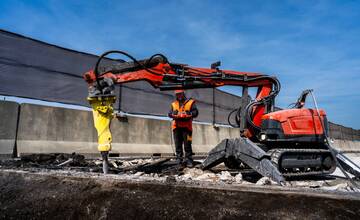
[83,50,360,186]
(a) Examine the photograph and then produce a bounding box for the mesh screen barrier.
[0,29,241,124]
[1,29,359,139]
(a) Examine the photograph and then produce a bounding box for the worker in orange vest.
[168,90,199,167]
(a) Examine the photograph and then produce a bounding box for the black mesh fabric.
[1,30,359,137]
[0,29,242,124]
[0,30,95,106]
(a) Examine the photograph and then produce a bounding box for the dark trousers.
[173,128,193,161]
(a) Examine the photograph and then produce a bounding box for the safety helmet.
[174,89,185,94]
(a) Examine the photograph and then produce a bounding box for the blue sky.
[0,0,360,128]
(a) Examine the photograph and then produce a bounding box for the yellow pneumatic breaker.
[88,95,116,174]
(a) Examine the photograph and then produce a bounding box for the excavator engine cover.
[260,108,328,144]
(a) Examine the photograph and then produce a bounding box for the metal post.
[212,88,216,126]
[118,84,122,111]
[239,86,249,134]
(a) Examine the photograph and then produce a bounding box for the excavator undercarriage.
[202,138,339,185]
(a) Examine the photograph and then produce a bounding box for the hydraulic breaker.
[88,95,116,174]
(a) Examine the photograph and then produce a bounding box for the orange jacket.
[170,99,196,131]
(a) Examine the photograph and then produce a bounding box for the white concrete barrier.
[0,101,19,157]
[16,103,238,156]
[10,102,360,157]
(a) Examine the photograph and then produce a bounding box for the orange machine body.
[84,57,327,142]
[262,109,326,136]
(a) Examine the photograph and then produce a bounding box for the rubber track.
[268,148,337,177]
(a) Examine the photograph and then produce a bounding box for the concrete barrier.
[0,101,19,157]
[16,103,238,156]
[110,116,173,155]
[332,139,360,153]
[17,103,98,155]
[192,123,238,154]
[329,122,360,141]
[13,103,360,157]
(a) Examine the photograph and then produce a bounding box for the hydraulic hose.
[225,75,281,130]
[227,107,241,128]
[93,50,169,93]
[244,76,281,131]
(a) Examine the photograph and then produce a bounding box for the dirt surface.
[1,169,360,220]
[1,155,360,219]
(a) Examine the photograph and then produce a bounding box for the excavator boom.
[84,53,279,136]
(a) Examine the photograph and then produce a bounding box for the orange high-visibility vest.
[171,99,195,131]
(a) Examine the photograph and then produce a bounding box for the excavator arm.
[83,51,280,136]
[83,51,284,183]
[84,55,276,91]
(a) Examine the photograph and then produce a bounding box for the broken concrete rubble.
[235,173,243,183]
[218,171,234,183]
[322,183,352,192]
[256,177,278,186]
[1,153,359,193]
[20,153,87,166]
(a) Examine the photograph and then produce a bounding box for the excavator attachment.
[202,137,360,185]
[202,137,286,185]
[88,95,116,174]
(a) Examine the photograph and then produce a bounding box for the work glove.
[177,111,192,120]
[169,110,179,119]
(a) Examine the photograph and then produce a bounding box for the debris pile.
[0,153,87,169]
[0,153,358,192]
[175,168,243,184]
[256,177,277,186]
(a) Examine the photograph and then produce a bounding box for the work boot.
[185,159,194,168]
[175,158,183,165]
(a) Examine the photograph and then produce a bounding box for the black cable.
[287,102,297,108]
[145,53,168,66]
[243,76,281,131]
[227,108,241,128]
[245,101,262,131]
[223,75,281,130]
[93,50,170,93]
